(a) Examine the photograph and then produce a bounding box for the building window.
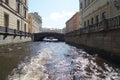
[84,21,86,27]
[25,0,27,5]
[87,20,89,26]
[88,0,90,5]
[16,3,20,13]
[24,24,26,32]
[16,0,21,2]
[17,20,20,30]
[90,0,93,3]
[4,0,9,5]
[4,13,9,32]
[80,2,83,9]
[85,0,87,8]
[91,18,94,25]
[24,7,27,18]
[25,10,26,18]
[101,11,107,19]
[95,15,99,26]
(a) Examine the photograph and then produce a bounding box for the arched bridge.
[33,32,65,41]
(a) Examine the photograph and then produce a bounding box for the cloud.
[50,11,75,21]
[42,11,76,29]
[62,11,75,16]
[50,12,63,21]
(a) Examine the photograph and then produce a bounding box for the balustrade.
[0,26,31,37]
[0,26,5,33]
[67,15,120,36]
[8,28,14,34]
[108,15,120,29]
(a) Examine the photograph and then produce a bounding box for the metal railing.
[0,26,5,33]
[0,26,31,37]
[66,15,120,36]
[107,15,120,29]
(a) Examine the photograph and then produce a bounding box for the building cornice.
[83,0,98,13]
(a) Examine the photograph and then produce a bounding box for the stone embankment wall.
[65,15,120,63]
[65,29,120,62]
[0,26,32,45]
[65,29,120,53]
[0,35,32,45]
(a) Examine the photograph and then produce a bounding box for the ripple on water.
[7,42,120,80]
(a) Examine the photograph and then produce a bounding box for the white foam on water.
[73,52,120,80]
[8,42,72,80]
[8,47,54,80]
[7,42,120,80]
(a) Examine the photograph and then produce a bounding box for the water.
[0,42,120,80]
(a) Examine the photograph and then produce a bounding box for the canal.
[0,42,120,80]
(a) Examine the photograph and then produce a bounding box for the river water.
[0,42,120,80]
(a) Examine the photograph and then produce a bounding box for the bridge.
[33,32,65,41]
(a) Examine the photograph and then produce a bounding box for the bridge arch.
[33,32,65,42]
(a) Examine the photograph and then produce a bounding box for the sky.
[29,0,79,29]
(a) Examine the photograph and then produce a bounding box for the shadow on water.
[0,42,41,80]
[66,42,120,66]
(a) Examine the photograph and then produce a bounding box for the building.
[79,0,120,28]
[109,0,120,17]
[66,12,80,33]
[28,12,42,33]
[0,0,31,45]
[62,27,66,34]
[0,0,29,33]
[42,28,62,33]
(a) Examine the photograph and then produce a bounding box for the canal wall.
[0,26,32,45]
[65,29,120,53]
[0,35,32,45]
[65,29,120,63]
[65,16,120,63]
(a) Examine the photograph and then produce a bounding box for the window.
[4,0,9,5]
[24,7,27,18]
[102,11,107,19]
[91,18,94,25]
[95,15,99,23]
[17,20,20,30]
[25,10,26,18]
[84,21,86,27]
[90,0,94,3]
[25,0,27,5]
[85,0,87,8]
[4,13,9,32]
[24,24,26,32]
[87,20,89,26]
[16,3,20,13]
[16,0,22,2]
[80,2,83,9]
[88,0,90,5]
[3,0,9,5]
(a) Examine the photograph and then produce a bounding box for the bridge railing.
[66,14,120,36]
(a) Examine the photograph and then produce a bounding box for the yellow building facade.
[28,12,42,33]
[79,0,120,28]
[0,0,29,33]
